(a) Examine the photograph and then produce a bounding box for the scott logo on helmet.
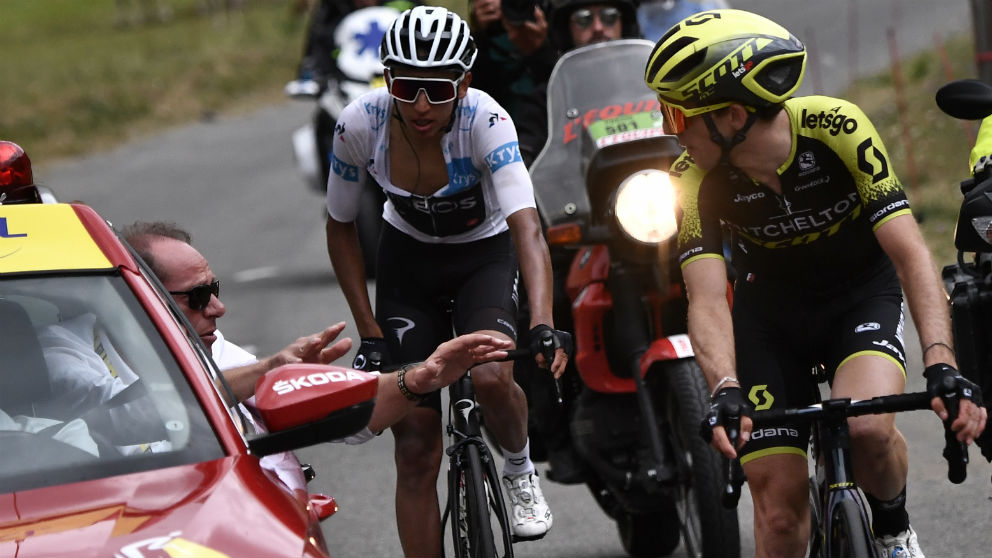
[684,37,767,102]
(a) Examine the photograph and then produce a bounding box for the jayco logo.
[800,107,858,135]
[733,192,765,203]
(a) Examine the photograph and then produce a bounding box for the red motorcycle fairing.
[567,244,694,393]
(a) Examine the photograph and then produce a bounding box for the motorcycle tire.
[663,359,741,558]
[617,504,680,558]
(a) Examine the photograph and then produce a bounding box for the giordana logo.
[800,107,858,135]
[855,322,880,333]
[750,426,800,440]
[798,151,816,171]
[273,370,368,395]
[733,192,765,203]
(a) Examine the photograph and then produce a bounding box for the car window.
[0,273,225,493]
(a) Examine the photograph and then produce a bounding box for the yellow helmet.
[644,9,806,117]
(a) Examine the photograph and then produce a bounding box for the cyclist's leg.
[376,226,454,557]
[734,277,817,557]
[826,285,912,542]
[742,455,810,557]
[452,234,553,538]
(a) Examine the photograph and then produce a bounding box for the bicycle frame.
[442,366,515,558]
[743,390,965,558]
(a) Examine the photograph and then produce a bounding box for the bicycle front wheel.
[451,443,499,558]
[826,496,877,558]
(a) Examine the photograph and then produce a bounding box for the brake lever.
[722,406,744,508]
[939,375,969,484]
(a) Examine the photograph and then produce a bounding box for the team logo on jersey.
[733,192,765,203]
[857,138,890,184]
[800,107,859,135]
[331,153,359,182]
[485,142,522,172]
[855,322,881,333]
[798,151,816,171]
[488,112,507,127]
[335,122,345,136]
[749,385,775,411]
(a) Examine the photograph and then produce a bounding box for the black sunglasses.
[570,6,621,28]
[169,280,220,311]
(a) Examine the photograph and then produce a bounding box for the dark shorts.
[732,262,907,464]
[375,223,520,412]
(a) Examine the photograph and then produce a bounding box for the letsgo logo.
[800,107,859,135]
[272,370,368,395]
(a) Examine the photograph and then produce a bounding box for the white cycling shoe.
[874,525,923,558]
[502,472,552,541]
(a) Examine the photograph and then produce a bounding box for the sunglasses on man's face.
[659,101,687,134]
[570,6,621,29]
[169,280,220,311]
[388,74,464,104]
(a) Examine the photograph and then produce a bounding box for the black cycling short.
[375,223,520,412]
[732,260,907,464]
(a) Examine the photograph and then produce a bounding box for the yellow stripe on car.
[0,204,112,273]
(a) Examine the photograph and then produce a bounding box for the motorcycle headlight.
[614,170,678,245]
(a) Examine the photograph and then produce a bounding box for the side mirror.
[936,79,992,120]
[247,363,377,457]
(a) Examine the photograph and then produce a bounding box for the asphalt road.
[37,1,991,555]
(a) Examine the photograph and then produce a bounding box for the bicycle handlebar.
[719,388,970,508]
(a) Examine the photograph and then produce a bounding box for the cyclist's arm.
[324,101,381,338]
[875,214,986,441]
[326,216,381,337]
[683,256,750,457]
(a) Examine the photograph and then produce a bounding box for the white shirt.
[326,87,536,243]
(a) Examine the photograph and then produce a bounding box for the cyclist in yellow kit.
[643,9,986,557]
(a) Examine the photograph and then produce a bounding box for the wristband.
[923,341,955,357]
[710,376,740,400]
[397,363,424,402]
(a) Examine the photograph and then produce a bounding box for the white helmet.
[380,6,477,72]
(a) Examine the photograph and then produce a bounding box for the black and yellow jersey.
[671,95,910,292]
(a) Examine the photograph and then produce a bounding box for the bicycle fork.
[817,400,877,558]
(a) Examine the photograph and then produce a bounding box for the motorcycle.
[935,78,992,463]
[287,5,397,277]
[526,39,740,557]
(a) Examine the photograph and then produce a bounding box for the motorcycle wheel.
[617,504,680,558]
[663,359,741,558]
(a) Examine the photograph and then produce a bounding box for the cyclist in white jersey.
[324,6,569,556]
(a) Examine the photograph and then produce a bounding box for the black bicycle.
[721,369,970,557]
[384,319,566,558]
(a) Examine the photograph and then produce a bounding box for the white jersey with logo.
[325,87,536,244]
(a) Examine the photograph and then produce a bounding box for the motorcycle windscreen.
[529,39,669,229]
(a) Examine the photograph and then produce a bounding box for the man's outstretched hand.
[405,334,513,394]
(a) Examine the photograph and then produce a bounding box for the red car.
[0,184,377,557]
